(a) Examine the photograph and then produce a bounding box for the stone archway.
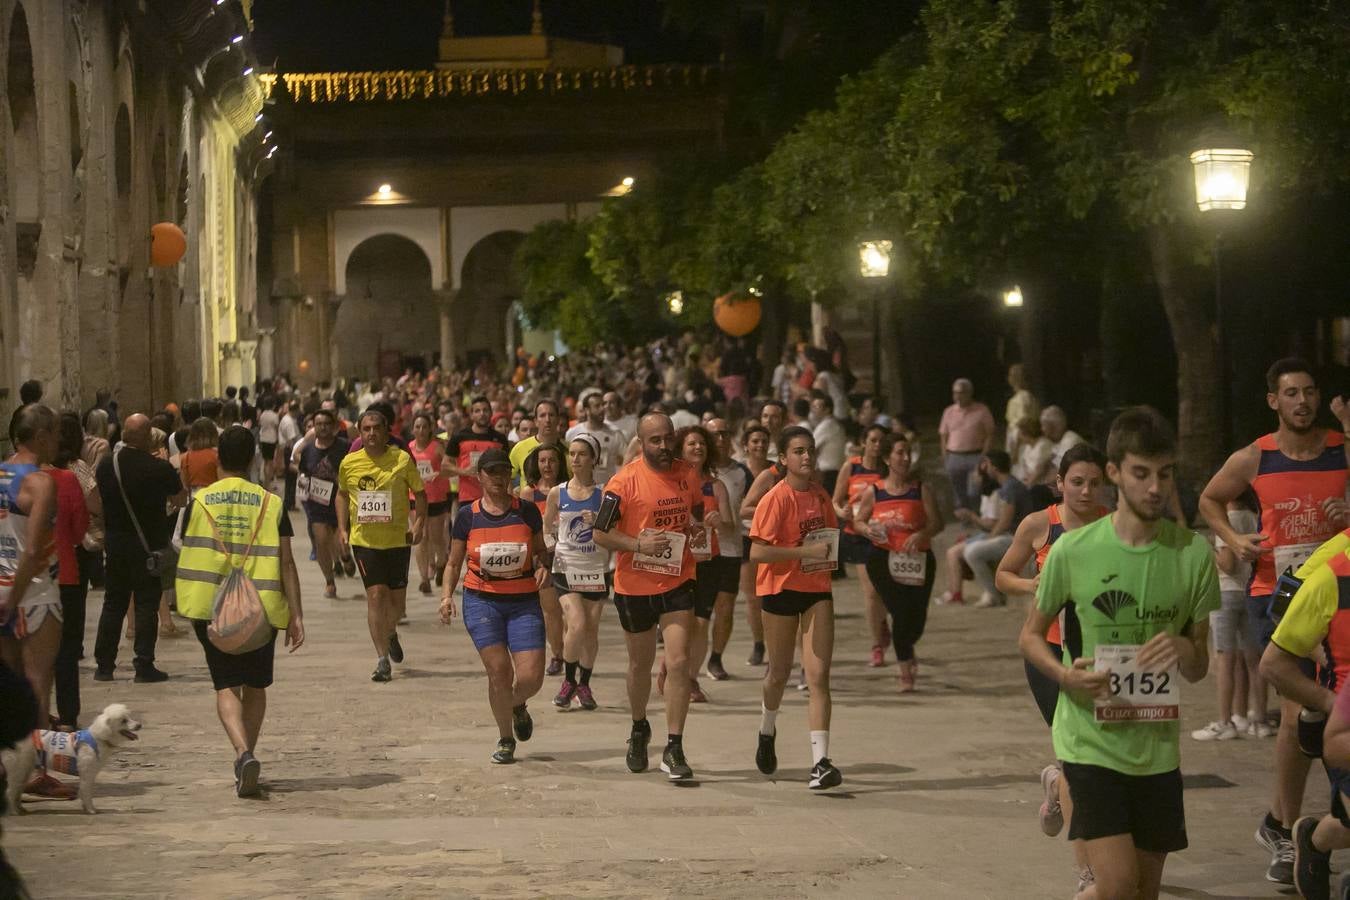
[337,233,438,380]
[455,230,524,368]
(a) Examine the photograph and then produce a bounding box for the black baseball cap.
[477,448,512,473]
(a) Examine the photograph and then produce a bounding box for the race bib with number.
[800,528,839,574]
[468,450,484,468]
[416,459,435,481]
[887,550,927,586]
[1093,643,1179,723]
[356,490,393,524]
[479,541,527,579]
[633,528,687,576]
[566,570,607,592]
[308,477,334,506]
[1275,541,1321,579]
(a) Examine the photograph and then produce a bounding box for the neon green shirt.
[1036,515,1220,776]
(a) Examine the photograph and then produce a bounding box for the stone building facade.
[0,0,267,428]
[261,8,725,387]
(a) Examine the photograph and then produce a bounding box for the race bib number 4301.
[1093,644,1179,723]
[356,490,393,524]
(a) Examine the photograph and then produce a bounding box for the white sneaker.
[1231,713,1251,732]
[1248,719,1277,738]
[973,592,1005,608]
[1191,720,1239,741]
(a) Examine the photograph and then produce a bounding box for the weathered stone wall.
[0,0,265,438]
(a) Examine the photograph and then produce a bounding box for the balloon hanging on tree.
[150,222,187,267]
[713,292,761,337]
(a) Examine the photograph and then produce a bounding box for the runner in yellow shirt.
[337,409,426,683]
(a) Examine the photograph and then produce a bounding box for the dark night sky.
[250,0,719,72]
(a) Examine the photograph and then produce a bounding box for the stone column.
[434,288,457,369]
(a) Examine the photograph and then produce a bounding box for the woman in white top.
[1011,416,1053,485]
[543,434,610,711]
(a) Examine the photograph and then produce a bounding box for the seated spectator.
[959,452,1033,609]
[1040,406,1084,476]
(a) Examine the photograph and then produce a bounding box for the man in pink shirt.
[939,378,994,511]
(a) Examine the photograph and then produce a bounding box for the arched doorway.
[456,230,525,368]
[338,233,438,380]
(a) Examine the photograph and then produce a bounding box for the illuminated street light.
[1003,285,1024,308]
[666,291,684,315]
[622,176,634,188]
[1190,148,1253,211]
[378,183,392,197]
[857,240,893,279]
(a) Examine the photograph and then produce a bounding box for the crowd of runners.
[1,335,1349,900]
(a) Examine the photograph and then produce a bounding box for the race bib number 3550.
[1093,644,1179,723]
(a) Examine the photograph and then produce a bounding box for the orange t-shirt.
[750,478,839,597]
[180,449,219,489]
[605,457,703,596]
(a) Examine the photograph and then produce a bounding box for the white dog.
[2,702,142,815]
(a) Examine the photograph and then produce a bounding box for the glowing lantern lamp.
[1189,148,1253,211]
[713,292,762,336]
[150,222,187,267]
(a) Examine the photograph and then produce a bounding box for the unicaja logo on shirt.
[1092,589,1137,622]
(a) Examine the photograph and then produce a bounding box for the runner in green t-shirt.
[1019,406,1220,900]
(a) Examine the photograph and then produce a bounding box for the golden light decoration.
[857,240,893,279]
[713,292,762,336]
[1189,148,1253,212]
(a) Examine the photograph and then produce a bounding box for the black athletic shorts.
[614,581,695,634]
[353,545,412,590]
[193,619,277,691]
[426,500,451,518]
[1329,766,1350,829]
[1026,643,1062,728]
[694,556,740,618]
[1062,762,1187,853]
[551,570,613,600]
[761,590,832,618]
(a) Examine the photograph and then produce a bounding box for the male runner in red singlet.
[1200,358,1350,885]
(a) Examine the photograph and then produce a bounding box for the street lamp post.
[858,239,893,402]
[1190,146,1253,447]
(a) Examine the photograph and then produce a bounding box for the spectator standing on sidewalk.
[1003,364,1040,454]
[939,379,995,512]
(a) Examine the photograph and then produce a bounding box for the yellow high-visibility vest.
[175,477,289,629]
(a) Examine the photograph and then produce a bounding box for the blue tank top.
[554,485,607,573]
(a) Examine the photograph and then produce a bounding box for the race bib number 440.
[479,542,527,579]
[1093,644,1179,723]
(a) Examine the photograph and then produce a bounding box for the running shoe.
[546,656,564,677]
[937,591,963,605]
[371,658,392,682]
[689,680,708,703]
[747,642,765,666]
[973,591,1005,608]
[627,721,651,773]
[869,645,885,668]
[1039,764,1064,836]
[491,738,517,765]
[235,751,261,798]
[1231,712,1251,732]
[323,582,337,599]
[1191,720,1239,741]
[707,657,730,681]
[553,680,576,709]
[808,758,842,790]
[1248,718,1277,738]
[756,731,777,775]
[1268,836,1296,885]
[388,633,404,664]
[575,684,597,711]
[512,704,534,742]
[661,744,693,781]
[1294,816,1331,900]
[1257,814,1288,853]
[418,580,432,596]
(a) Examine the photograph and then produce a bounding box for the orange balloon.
[713,293,762,337]
[150,222,187,267]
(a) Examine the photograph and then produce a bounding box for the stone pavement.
[3,515,1327,898]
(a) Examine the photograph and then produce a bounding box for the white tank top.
[0,462,57,608]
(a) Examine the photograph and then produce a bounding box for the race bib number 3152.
[1093,644,1179,723]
